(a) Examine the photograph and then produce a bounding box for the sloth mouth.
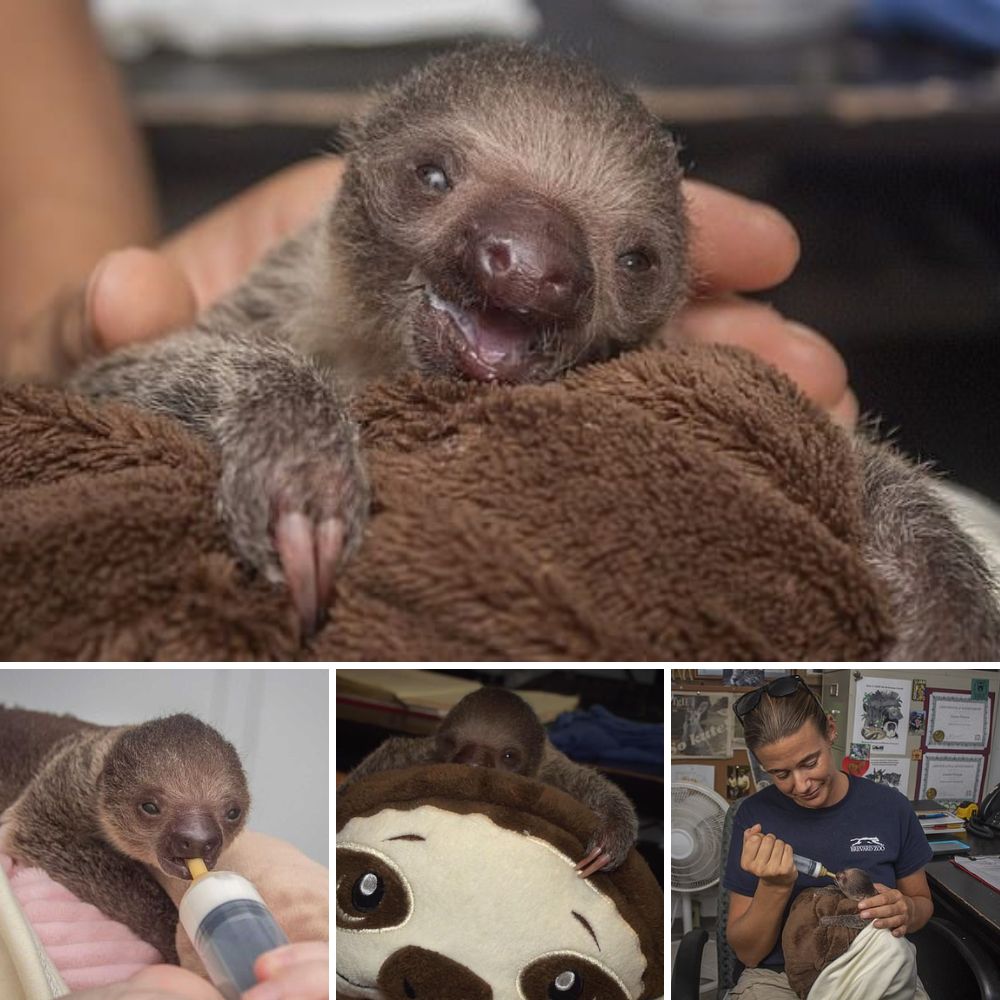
[159,855,214,880]
[420,287,547,382]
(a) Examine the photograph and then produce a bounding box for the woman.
[723,674,933,999]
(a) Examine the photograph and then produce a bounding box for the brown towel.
[0,343,893,659]
[782,887,867,999]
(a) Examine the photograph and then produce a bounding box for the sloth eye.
[352,871,385,911]
[416,163,451,193]
[548,970,583,998]
[617,250,652,273]
[140,802,160,816]
[225,807,242,822]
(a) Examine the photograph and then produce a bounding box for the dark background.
[123,0,1000,500]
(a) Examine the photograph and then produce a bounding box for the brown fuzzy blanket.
[781,887,867,999]
[0,343,893,659]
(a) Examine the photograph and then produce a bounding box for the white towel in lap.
[808,922,928,1000]
[92,0,541,58]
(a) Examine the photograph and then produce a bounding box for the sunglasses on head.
[732,674,823,721]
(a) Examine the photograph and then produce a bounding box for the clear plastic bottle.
[179,868,288,1000]
[792,853,834,879]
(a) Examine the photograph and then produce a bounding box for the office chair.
[910,917,1000,1000]
[672,798,1000,1000]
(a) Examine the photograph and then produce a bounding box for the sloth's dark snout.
[463,199,592,323]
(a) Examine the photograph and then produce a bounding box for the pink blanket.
[1,852,162,991]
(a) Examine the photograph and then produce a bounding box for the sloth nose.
[465,199,592,321]
[166,817,222,864]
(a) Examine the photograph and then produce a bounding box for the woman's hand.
[7,157,856,433]
[66,964,223,999]
[669,179,856,428]
[861,882,914,938]
[245,941,328,1000]
[739,822,797,889]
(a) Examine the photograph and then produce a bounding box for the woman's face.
[753,719,840,809]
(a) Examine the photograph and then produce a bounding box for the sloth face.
[96,714,250,878]
[338,43,688,385]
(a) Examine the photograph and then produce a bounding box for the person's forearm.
[727,882,794,968]
[904,892,933,934]
[0,0,157,336]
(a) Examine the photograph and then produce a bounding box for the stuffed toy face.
[336,765,663,1000]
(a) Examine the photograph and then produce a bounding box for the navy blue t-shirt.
[722,773,932,968]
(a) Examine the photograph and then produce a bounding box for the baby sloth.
[68,43,1000,658]
[818,868,879,930]
[338,687,639,877]
[68,43,687,635]
[0,707,249,963]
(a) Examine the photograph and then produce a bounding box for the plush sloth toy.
[336,763,664,1000]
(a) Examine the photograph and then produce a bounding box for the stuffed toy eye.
[352,871,384,911]
[549,970,583,998]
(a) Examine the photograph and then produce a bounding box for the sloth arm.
[338,736,438,792]
[69,326,366,635]
[4,787,181,963]
[855,436,1000,659]
[538,745,638,874]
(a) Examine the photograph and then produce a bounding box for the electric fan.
[671,781,729,934]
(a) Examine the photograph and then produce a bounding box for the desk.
[925,831,1000,962]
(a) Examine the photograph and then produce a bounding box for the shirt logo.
[850,836,885,853]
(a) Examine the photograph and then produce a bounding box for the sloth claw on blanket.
[336,764,664,1000]
[0,344,894,660]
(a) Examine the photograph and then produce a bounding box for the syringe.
[179,859,289,1000]
[792,853,836,880]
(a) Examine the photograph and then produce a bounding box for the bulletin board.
[914,686,994,807]
[670,670,818,802]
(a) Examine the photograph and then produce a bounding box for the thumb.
[87,247,198,351]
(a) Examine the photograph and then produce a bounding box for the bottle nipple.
[186,858,209,880]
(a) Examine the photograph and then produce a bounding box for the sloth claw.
[274,510,344,638]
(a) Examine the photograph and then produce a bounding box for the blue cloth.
[722,774,932,968]
[862,0,1000,52]
[547,705,663,769]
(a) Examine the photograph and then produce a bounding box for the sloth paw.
[575,824,633,877]
[218,423,370,639]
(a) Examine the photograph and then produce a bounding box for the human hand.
[66,964,222,999]
[860,882,913,937]
[739,822,797,889]
[668,180,857,429]
[244,940,328,1000]
[0,158,342,383]
[6,156,854,434]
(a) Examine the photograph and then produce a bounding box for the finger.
[683,179,801,295]
[163,157,344,310]
[129,963,223,999]
[577,852,612,878]
[743,823,763,840]
[87,247,198,349]
[756,834,779,868]
[254,941,328,979]
[670,298,849,411]
[575,845,604,871]
[274,510,320,639]
[781,841,794,874]
[245,958,328,1000]
[829,387,859,430]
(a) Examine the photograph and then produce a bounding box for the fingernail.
[784,320,830,352]
[752,201,801,252]
[83,254,115,337]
